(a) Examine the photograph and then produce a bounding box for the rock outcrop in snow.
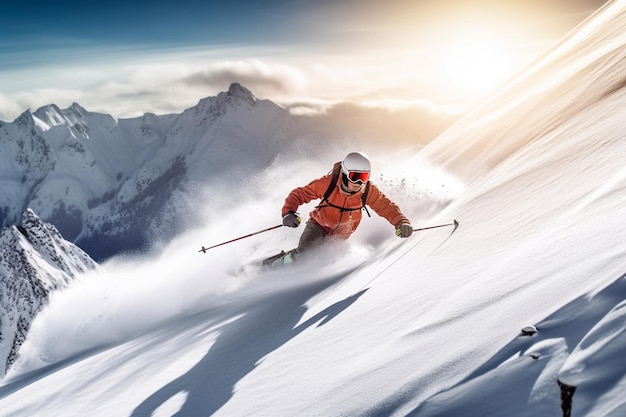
[0,209,97,377]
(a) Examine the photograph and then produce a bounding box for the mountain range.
[0,84,453,261]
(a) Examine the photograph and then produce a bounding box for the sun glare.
[444,40,513,95]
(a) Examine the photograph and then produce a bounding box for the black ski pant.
[297,220,327,254]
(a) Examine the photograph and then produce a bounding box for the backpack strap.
[361,181,371,217]
[321,162,342,205]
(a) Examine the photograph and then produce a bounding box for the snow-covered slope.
[0,1,624,416]
[0,83,452,261]
[419,0,626,184]
[0,209,97,378]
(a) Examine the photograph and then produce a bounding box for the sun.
[443,40,513,95]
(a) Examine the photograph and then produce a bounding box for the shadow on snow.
[131,269,368,417]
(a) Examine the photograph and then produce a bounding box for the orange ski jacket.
[282,173,409,239]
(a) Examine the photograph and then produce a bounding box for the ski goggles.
[346,170,370,184]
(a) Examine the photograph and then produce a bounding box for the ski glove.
[283,211,302,228]
[395,222,413,238]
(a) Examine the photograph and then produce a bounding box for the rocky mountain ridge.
[0,209,97,377]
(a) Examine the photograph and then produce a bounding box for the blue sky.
[1,2,296,67]
[0,0,608,121]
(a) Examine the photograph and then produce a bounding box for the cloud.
[0,45,467,122]
[0,53,315,120]
[182,59,307,95]
[0,94,25,122]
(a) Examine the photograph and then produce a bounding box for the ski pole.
[415,219,459,232]
[427,220,460,254]
[359,219,460,290]
[198,224,284,253]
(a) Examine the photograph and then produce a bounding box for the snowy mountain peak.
[218,82,257,107]
[13,109,36,127]
[227,82,256,102]
[31,102,95,132]
[32,104,67,130]
[0,209,97,377]
[19,208,96,276]
[68,102,88,115]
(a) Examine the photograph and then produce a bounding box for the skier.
[281,152,413,259]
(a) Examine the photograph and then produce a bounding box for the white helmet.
[341,152,371,184]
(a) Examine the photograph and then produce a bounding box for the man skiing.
[282,152,413,258]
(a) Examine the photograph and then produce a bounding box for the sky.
[0,0,609,122]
